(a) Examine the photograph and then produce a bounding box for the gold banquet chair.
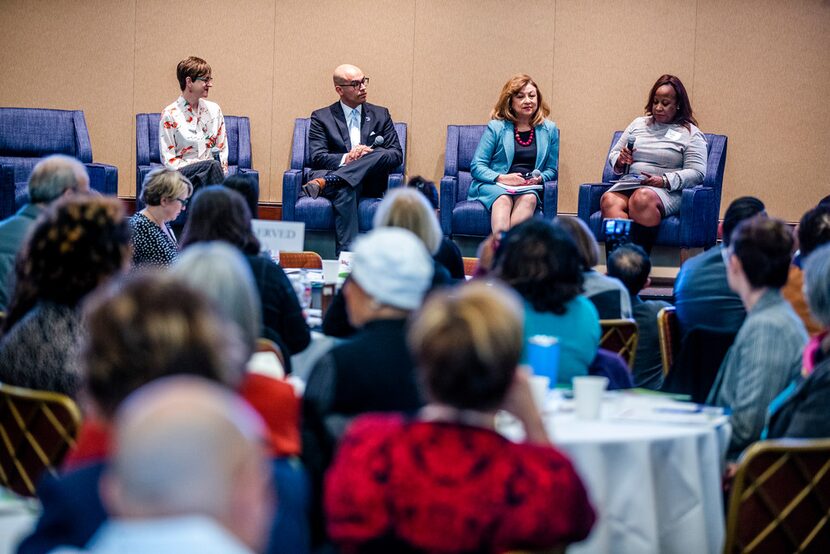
[462,257,479,277]
[0,383,82,497]
[599,319,639,369]
[279,250,323,270]
[724,438,830,554]
[657,306,680,376]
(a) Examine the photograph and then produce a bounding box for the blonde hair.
[490,73,551,127]
[373,187,442,255]
[408,281,524,411]
[140,168,192,207]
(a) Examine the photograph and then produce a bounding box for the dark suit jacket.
[767,353,830,439]
[308,102,402,198]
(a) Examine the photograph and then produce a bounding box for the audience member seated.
[673,196,766,336]
[18,272,248,554]
[224,174,260,219]
[0,155,90,311]
[706,217,808,459]
[407,175,464,279]
[607,244,670,389]
[781,204,830,335]
[129,168,192,267]
[0,196,129,397]
[467,73,559,234]
[325,281,595,552]
[763,244,830,440]
[600,74,707,252]
[322,187,454,338]
[493,218,600,384]
[51,377,271,554]
[556,215,632,318]
[180,185,310,365]
[160,56,226,189]
[303,227,433,546]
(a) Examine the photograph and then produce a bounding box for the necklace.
[515,127,534,147]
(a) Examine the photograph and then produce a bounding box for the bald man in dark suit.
[303,64,402,253]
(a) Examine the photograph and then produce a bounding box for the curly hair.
[493,219,584,315]
[5,195,129,330]
[490,73,551,127]
[179,186,261,255]
[81,271,247,420]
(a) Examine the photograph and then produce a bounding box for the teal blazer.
[468,119,559,209]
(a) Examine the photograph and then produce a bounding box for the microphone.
[211,147,221,163]
[523,169,543,182]
[371,135,384,148]
[623,136,635,175]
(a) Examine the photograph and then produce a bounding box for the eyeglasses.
[174,197,189,207]
[194,76,214,84]
[337,77,369,88]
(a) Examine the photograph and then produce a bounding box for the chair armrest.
[84,163,118,196]
[0,164,15,219]
[387,173,404,190]
[542,179,558,220]
[577,182,613,222]
[282,169,303,222]
[679,186,717,248]
[439,176,457,237]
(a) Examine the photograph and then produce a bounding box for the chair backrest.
[136,112,252,169]
[724,438,830,554]
[599,319,639,369]
[279,251,323,270]
[289,117,407,176]
[0,383,82,497]
[462,257,478,277]
[599,130,728,209]
[588,348,635,390]
[255,337,286,371]
[657,306,680,376]
[660,326,736,403]
[588,289,622,319]
[443,124,488,203]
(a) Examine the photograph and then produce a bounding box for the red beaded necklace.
[515,127,534,147]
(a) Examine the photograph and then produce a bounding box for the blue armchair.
[135,113,259,209]
[0,108,118,219]
[282,118,407,233]
[439,125,558,239]
[577,131,728,251]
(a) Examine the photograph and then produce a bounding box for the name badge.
[665,129,683,141]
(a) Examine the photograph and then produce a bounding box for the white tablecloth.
[501,394,730,554]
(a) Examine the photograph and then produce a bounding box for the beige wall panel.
[134,0,276,198]
[411,0,556,183]
[0,1,135,195]
[552,0,696,214]
[269,0,416,202]
[694,0,830,221]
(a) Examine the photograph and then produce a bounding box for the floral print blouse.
[159,96,228,173]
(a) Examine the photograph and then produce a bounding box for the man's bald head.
[103,377,272,550]
[333,64,367,108]
[27,155,90,204]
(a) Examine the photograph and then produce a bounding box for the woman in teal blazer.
[468,74,559,234]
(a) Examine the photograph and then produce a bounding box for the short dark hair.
[730,216,793,289]
[645,74,697,129]
[407,175,439,210]
[493,219,583,315]
[223,175,259,219]
[179,185,261,256]
[607,244,651,297]
[176,56,211,91]
[82,272,246,419]
[798,205,830,259]
[723,196,766,247]
[817,194,830,209]
[5,196,129,330]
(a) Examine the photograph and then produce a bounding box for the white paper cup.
[573,376,609,420]
[322,260,339,284]
[529,375,551,413]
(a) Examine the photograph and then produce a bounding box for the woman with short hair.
[130,168,192,266]
[325,281,595,553]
